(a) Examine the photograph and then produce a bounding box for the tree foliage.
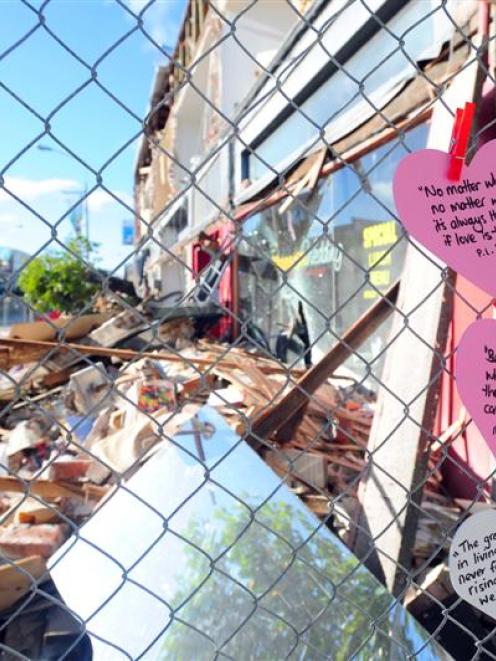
[157,498,437,660]
[18,238,99,314]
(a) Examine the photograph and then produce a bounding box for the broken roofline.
[134,0,209,180]
[134,65,172,180]
[135,0,441,234]
[132,0,349,200]
[235,0,406,154]
[133,0,328,182]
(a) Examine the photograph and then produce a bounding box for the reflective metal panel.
[50,407,451,660]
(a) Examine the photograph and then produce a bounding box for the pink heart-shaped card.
[456,318,496,455]
[393,140,496,296]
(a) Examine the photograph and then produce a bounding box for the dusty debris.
[0,307,473,644]
[158,317,195,349]
[89,308,145,347]
[66,362,110,415]
[7,418,48,457]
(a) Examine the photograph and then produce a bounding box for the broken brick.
[48,458,91,482]
[0,524,69,560]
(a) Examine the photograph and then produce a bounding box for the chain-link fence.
[0,0,495,658]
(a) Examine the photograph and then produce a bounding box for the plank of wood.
[0,497,61,527]
[349,54,484,596]
[180,373,217,397]
[0,337,297,376]
[17,500,62,525]
[0,348,10,370]
[277,149,327,216]
[301,493,332,516]
[0,476,105,501]
[12,386,64,411]
[405,564,453,617]
[0,555,47,612]
[283,149,324,191]
[0,344,53,368]
[8,314,108,342]
[246,280,399,447]
[242,365,280,401]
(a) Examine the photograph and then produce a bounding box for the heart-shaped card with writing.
[449,510,496,619]
[456,318,496,456]
[393,140,496,296]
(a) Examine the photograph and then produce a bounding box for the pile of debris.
[0,307,484,654]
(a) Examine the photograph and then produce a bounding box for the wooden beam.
[350,54,485,596]
[246,280,399,446]
[0,556,47,612]
[0,476,107,501]
[0,336,301,376]
[277,148,327,216]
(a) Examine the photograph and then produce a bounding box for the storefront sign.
[122,218,135,245]
[362,220,396,300]
[362,220,397,249]
[271,238,343,273]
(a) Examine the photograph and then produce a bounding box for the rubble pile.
[0,310,478,644]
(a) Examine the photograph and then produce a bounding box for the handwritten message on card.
[450,510,496,618]
[393,140,496,296]
[456,319,496,456]
[417,177,495,254]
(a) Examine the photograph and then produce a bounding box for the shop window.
[244,3,458,182]
[238,122,428,378]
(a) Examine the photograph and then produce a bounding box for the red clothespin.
[447,101,476,181]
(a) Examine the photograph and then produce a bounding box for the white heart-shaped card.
[449,510,496,618]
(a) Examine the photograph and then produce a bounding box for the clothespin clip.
[448,101,476,181]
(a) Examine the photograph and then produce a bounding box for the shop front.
[237,122,428,377]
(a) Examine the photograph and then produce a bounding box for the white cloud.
[0,177,79,203]
[0,213,19,225]
[0,178,135,269]
[127,0,148,11]
[0,179,133,216]
[125,0,184,52]
[87,189,133,213]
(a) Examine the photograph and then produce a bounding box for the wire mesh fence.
[0,0,495,658]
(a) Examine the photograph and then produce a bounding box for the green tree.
[157,498,441,660]
[18,237,99,314]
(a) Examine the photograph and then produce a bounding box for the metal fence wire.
[1,0,496,658]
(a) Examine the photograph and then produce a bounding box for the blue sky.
[0,0,186,270]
